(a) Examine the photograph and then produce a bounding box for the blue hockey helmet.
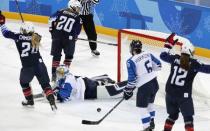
[130,40,142,55]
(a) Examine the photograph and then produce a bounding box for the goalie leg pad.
[105,81,127,96]
[91,74,115,85]
[97,81,127,99]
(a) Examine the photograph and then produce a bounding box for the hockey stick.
[76,37,117,46]
[15,0,24,23]
[33,86,58,99]
[82,97,124,125]
[33,93,45,99]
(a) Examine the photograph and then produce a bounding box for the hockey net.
[117,29,210,107]
[117,29,183,82]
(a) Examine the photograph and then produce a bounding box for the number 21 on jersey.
[21,42,38,57]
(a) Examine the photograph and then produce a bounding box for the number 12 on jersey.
[171,66,188,86]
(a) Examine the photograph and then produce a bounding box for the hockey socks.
[63,59,72,67]
[163,118,175,131]
[22,87,34,106]
[140,107,151,130]
[147,103,155,129]
[44,88,57,111]
[185,121,194,131]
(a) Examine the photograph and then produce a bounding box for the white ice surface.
[0,20,210,131]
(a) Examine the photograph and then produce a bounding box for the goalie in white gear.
[53,65,126,102]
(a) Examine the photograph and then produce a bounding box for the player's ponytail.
[180,53,190,71]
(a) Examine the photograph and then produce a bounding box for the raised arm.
[197,62,210,74]
[0,12,18,40]
[160,33,178,63]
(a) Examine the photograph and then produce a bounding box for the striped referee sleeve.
[80,0,99,15]
[91,0,99,4]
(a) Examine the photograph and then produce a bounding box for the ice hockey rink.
[0,20,210,131]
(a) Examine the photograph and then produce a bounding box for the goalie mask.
[68,0,82,14]
[181,39,195,57]
[20,22,35,34]
[56,65,69,80]
[130,40,142,55]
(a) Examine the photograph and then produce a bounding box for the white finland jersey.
[64,73,86,100]
[127,51,159,88]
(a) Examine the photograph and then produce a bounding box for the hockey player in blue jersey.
[44,65,126,102]
[160,33,210,131]
[49,0,82,82]
[0,12,57,110]
[123,40,162,131]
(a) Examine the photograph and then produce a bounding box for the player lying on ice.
[35,65,127,102]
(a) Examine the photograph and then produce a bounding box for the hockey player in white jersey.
[123,40,161,131]
[52,65,127,102]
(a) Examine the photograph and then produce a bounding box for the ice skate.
[22,100,34,106]
[91,50,100,56]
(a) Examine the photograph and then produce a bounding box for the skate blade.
[50,105,57,112]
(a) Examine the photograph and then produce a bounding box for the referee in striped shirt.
[79,0,100,56]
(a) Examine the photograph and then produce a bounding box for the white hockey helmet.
[180,39,195,57]
[20,21,35,34]
[56,65,69,79]
[68,0,82,14]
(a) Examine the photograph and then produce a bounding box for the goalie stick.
[76,38,116,46]
[82,97,124,125]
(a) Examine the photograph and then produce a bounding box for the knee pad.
[169,113,179,121]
